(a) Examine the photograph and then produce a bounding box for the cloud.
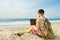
[0,0,38,18]
[0,0,60,18]
[44,7,60,18]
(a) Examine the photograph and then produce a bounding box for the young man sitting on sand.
[26,9,46,37]
[26,9,55,39]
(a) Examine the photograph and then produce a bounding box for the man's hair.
[38,9,44,14]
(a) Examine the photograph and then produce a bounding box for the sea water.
[0,18,60,29]
[0,18,60,25]
[0,18,30,26]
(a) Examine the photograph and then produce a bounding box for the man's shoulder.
[36,19,39,22]
[36,18,41,22]
[45,18,49,22]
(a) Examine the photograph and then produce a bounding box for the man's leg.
[26,27,32,33]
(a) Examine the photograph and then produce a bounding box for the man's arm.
[35,19,42,31]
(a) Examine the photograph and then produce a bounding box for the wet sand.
[0,22,60,40]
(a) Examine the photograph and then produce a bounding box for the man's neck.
[39,15,44,18]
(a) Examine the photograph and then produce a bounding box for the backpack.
[42,18,55,39]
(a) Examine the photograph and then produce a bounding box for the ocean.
[0,18,60,30]
[0,18,60,26]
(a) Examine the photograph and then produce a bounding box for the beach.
[0,22,60,40]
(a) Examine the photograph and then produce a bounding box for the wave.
[50,20,60,23]
[0,21,30,26]
[0,20,60,26]
[0,18,60,25]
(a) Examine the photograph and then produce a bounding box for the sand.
[0,22,60,40]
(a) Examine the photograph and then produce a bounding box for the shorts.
[31,27,42,38]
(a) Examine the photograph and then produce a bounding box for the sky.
[0,0,60,18]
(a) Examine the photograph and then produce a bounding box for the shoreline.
[0,22,60,30]
[0,22,60,40]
